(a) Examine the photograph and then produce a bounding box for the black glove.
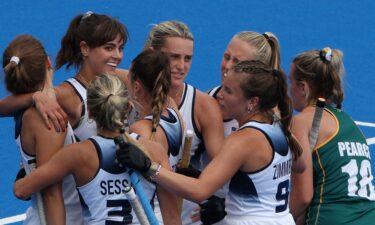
[175,165,201,178]
[200,195,226,225]
[14,167,31,201]
[114,136,151,173]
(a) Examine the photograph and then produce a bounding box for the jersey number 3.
[106,199,133,224]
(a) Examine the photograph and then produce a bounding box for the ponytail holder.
[262,33,272,46]
[120,127,126,134]
[10,56,20,65]
[81,11,94,23]
[106,94,114,102]
[272,69,278,78]
[320,47,332,62]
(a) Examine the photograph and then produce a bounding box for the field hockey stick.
[114,136,159,225]
[179,129,194,169]
[128,169,159,225]
[28,159,47,225]
[123,185,150,225]
[309,98,326,152]
[177,129,194,213]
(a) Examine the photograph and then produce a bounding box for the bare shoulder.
[194,89,222,119]
[229,128,264,146]
[130,120,152,137]
[195,89,218,107]
[291,108,314,132]
[137,137,168,165]
[69,140,96,164]
[114,68,129,84]
[55,81,75,98]
[23,107,45,129]
[54,82,80,109]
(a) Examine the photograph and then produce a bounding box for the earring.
[247,105,253,113]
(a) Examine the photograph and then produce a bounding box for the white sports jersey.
[178,83,204,225]
[15,110,84,225]
[77,135,156,225]
[65,78,97,141]
[144,108,183,170]
[178,83,204,170]
[223,121,295,225]
[144,108,183,224]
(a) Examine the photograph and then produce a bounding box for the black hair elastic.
[272,69,279,79]
[120,127,126,134]
[262,33,272,46]
[106,94,114,102]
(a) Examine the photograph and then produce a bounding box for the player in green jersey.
[289,47,375,225]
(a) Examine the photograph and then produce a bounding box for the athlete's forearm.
[0,93,33,116]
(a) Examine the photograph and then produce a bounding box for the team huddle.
[1,11,375,225]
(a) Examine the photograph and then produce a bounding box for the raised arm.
[0,93,34,116]
[33,90,68,132]
[0,91,68,132]
[13,143,80,200]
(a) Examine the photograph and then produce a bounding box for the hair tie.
[80,11,94,23]
[119,127,126,134]
[262,33,272,46]
[320,47,332,62]
[10,56,20,65]
[106,94,114,102]
[272,69,278,78]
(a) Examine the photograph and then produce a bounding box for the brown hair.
[55,12,129,70]
[292,48,344,109]
[3,34,47,94]
[129,49,171,140]
[233,60,302,160]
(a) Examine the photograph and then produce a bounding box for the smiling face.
[160,36,193,88]
[84,34,124,76]
[217,71,249,120]
[220,37,257,82]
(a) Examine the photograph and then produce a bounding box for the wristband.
[147,162,161,180]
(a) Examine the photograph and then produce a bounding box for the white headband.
[10,56,20,65]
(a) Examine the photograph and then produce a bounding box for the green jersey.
[306,105,375,225]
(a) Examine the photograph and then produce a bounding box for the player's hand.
[14,168,30,201]
[200,195,226,225]
[33,91,68,132]
[114,136,151,173]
